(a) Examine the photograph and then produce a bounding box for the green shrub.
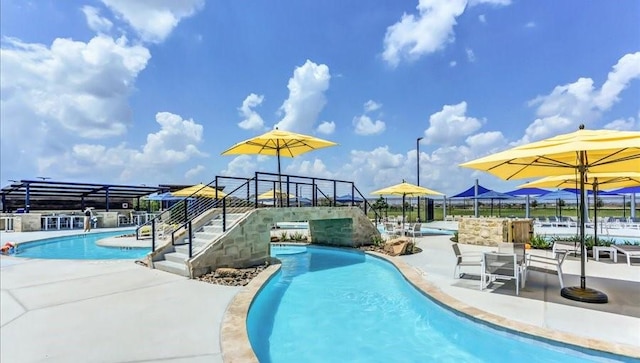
[529,234,551,249]
[290,231,306,241]
[372,235,386,247]
[279,231,288,241]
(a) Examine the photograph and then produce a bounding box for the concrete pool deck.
[1,228,639,361]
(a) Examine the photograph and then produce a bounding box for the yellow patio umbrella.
[371,180,443,228]
[517,172,640,191]
[519,172,640,250]
[257,189,296,200]
[172,183,227,198]
[221,127,337,178]
[461,125,640,303]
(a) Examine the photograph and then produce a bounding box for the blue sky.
[1,0,639,197]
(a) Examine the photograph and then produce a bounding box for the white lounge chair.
[383,223,403,238]
[614,245,640,266]
[552,240,581,258]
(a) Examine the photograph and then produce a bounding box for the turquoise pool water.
[14,230,149,259]
[248,246,628,363]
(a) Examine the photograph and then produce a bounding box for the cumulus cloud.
[478,14,486,23]
[423,102,483,145]
[317,121,336,135]
[604,116,640,131]
[34,112,207,182]
[525,21,536,28]
[101,0,204,43]
[519,52,640,143]
[449,60,457,67]
[364,100,382,112]
[286,159,335,179]
[82,6,113,33]
[275,60,331,133]
[221,155,257,178]
[353,115,386,135]
[237,93,265,130]
[382,0,511,67]
[0,34,152,179]
[185,165,205,179]
[382,0,466,67]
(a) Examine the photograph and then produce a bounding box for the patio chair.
[552,240,581,258]
[614,245,640,266]
[407,223,422,239]
[481,252,521,295]
[526,250,567,288]
[451,243,483,280]
[383,223,403,238]
[498,242,528,288]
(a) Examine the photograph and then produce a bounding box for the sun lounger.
[613,245,640,266]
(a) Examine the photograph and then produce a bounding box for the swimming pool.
[13,230,149,259]
[376,224,456,235]
[248,246,626,362]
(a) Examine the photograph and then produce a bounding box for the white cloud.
[33,112,207,182]
[423,102,483,145]
[185,165,205,179]
[275,60,331,133]
[287,159,335,179]
[364,100,382,112]
[595,52,640,110]
[466,48,476,62]
[237,93,265,131]
[604,116,640,131]
[221,155,257,178]
[0,34,152,179]
[353,115,386,135]
[525,21,536,28]
[449,60,457,67]
[317,121,336,135]
[101,0,204,43]
[382,0,466,67]
[478,14,486,23]
[520,52,640,143]
[82,6,113,33]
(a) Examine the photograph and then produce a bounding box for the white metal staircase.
[152,213,245,277]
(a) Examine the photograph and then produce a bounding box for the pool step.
[153,259,189,277]
[152,212,247,277]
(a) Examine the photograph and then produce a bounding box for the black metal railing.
[138,172,381,256]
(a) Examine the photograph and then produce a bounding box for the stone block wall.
[458,217,533,246]
[188,207,380,277]
[13,214,42,232]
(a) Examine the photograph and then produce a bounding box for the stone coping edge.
[220,264,281,363]
[220,249,640,362]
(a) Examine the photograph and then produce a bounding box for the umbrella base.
[560,286,608,304]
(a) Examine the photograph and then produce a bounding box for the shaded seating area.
[526,250,567,289]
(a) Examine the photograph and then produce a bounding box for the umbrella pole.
[277,144,282,207]
[560,151,608,304]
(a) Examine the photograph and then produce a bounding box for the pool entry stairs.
[152,213,245,277]
[136,172,382,278]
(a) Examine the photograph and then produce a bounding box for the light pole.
[416,137,423,222]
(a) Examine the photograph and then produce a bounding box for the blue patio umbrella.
[335,194,364,204]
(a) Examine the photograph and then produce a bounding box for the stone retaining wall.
[188,207,379,277]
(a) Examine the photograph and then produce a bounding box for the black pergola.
[0,180,166,213]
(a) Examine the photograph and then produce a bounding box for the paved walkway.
[1,228,639,362]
